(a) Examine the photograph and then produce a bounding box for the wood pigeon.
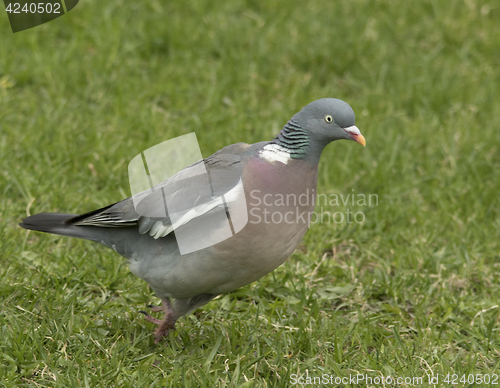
[19,98,365,343]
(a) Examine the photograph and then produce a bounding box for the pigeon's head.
[293,98,366,147]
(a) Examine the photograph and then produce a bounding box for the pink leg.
[139,298,177,343]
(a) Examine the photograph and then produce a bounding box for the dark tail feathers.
[19,213,97,241]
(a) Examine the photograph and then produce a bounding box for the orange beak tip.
[355,134,366,147]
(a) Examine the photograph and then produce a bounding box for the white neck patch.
[259,144,292,164]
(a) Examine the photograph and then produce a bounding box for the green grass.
[1,0,500,386]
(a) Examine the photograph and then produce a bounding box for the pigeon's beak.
[352,133,366,147]
[344,125,366,147]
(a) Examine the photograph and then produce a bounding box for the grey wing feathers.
[67,144,248,239]
[68,199,139,227]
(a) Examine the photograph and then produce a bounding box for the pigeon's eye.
[324,115,333,123]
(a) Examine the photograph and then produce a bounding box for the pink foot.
[139,299,177,343]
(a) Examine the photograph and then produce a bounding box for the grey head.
[271,98,366,164]
[293,98,365,146]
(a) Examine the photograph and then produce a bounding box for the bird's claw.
[139,299,177,343]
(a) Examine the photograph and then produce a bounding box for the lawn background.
[1,0,499,386]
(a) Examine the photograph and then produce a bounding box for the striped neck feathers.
[270,119,309,159]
